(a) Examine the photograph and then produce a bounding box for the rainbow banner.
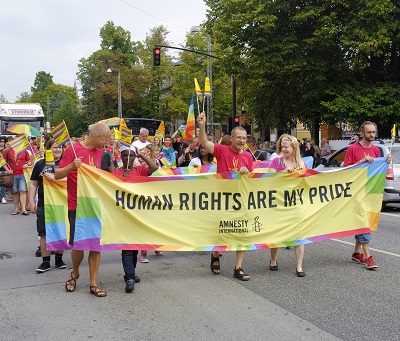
[44,158,387,251]
[9,134,30,154]
[51,120,70,147]
[178,124,187,140]
[43,177,71,250]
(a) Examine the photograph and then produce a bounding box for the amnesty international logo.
[252,216,262,232]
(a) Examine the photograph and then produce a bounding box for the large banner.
[44,158,387,251]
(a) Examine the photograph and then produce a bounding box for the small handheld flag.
[45,150,55,166]
[51,120,70,147]
[185,95,195,140]
[391,124,396,144]
[9,134,30,154]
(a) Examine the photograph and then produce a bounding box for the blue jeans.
[0,186,5,199]
[121,250,138,282]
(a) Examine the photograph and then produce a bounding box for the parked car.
[314,141,399,210]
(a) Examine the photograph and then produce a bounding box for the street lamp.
[107,68,122,119]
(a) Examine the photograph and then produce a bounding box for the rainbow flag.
[0,155,6,168]
[120,127,132,147]
[194,78,203,102]
[204,77,211,98]
[45,150,55,166]
[10,134,30,154]
[178,124,187,140]
[31,151,42,164]
[185,95,195,140]
[51,120,70,147]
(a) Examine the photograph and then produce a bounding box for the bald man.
[55,122,111,297]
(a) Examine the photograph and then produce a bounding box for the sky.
[0,0,207,102]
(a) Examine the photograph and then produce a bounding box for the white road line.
[332,239,400,258]
[380,212,400,218]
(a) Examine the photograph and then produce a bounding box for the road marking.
[380,212,400,218]
[332,239,400,258]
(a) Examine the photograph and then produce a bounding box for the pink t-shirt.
[343,142,380,166]
[269,157,308,172]
[112,166,149,178]
[58,142,103,210]
[213,144,253,173]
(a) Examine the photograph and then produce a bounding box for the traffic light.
[234,116,240,127]
[153,47,161,66]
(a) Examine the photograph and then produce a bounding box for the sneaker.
[1,197,6,204]
[140,255,149,263]
[134,275,141,283]
[365,256,378,270]
[36,262,51,273]
[351,252,366,264]
[55,259,67,269]
[125,279,135,293]
[35,246,42,258]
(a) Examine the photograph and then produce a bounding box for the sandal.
[65,272,79,292]
[90,285,107,297]
[11,211,19,215]
[233,267,250,281]
[22,211,29,216]
[269,261,278,271]
[210,254,221,275]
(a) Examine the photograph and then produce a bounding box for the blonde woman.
[268,135,306,277]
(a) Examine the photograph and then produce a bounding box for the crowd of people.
[0,117,389,297]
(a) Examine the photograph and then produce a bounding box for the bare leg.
[354,240,362,254]
[234,251,250,280]
[19,191,27,212]
[294,245,304,272]
[88,251,101,287]
[361,243,370,259]
[12,192,20,213]
[71,250,84,278]
[270,248,278,266]
[40,236,51,258]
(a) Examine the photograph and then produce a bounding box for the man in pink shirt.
[197,112,253,281]
[55,123,111,297]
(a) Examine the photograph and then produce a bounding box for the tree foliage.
[204,0,400,137]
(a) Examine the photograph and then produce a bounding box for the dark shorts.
[68,210,76,246]
[36,206,45,237]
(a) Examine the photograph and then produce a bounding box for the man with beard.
[197,112,253,281]
[344,121,391,270]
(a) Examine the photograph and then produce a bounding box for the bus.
[96,117,165,140]
[0,103,45,136]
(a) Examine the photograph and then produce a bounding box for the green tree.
[0,94,7,103]
[204,0,400,138]
[16,92,32,102]
[31,71,53,93]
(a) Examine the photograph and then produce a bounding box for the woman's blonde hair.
[280,135,305,168]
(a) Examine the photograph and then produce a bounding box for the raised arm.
[197,112,214,154]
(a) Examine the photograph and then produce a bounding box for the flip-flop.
[22,211,29,216]
[11,211,19,215]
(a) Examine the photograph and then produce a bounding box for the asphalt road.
[0,200,399,341]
